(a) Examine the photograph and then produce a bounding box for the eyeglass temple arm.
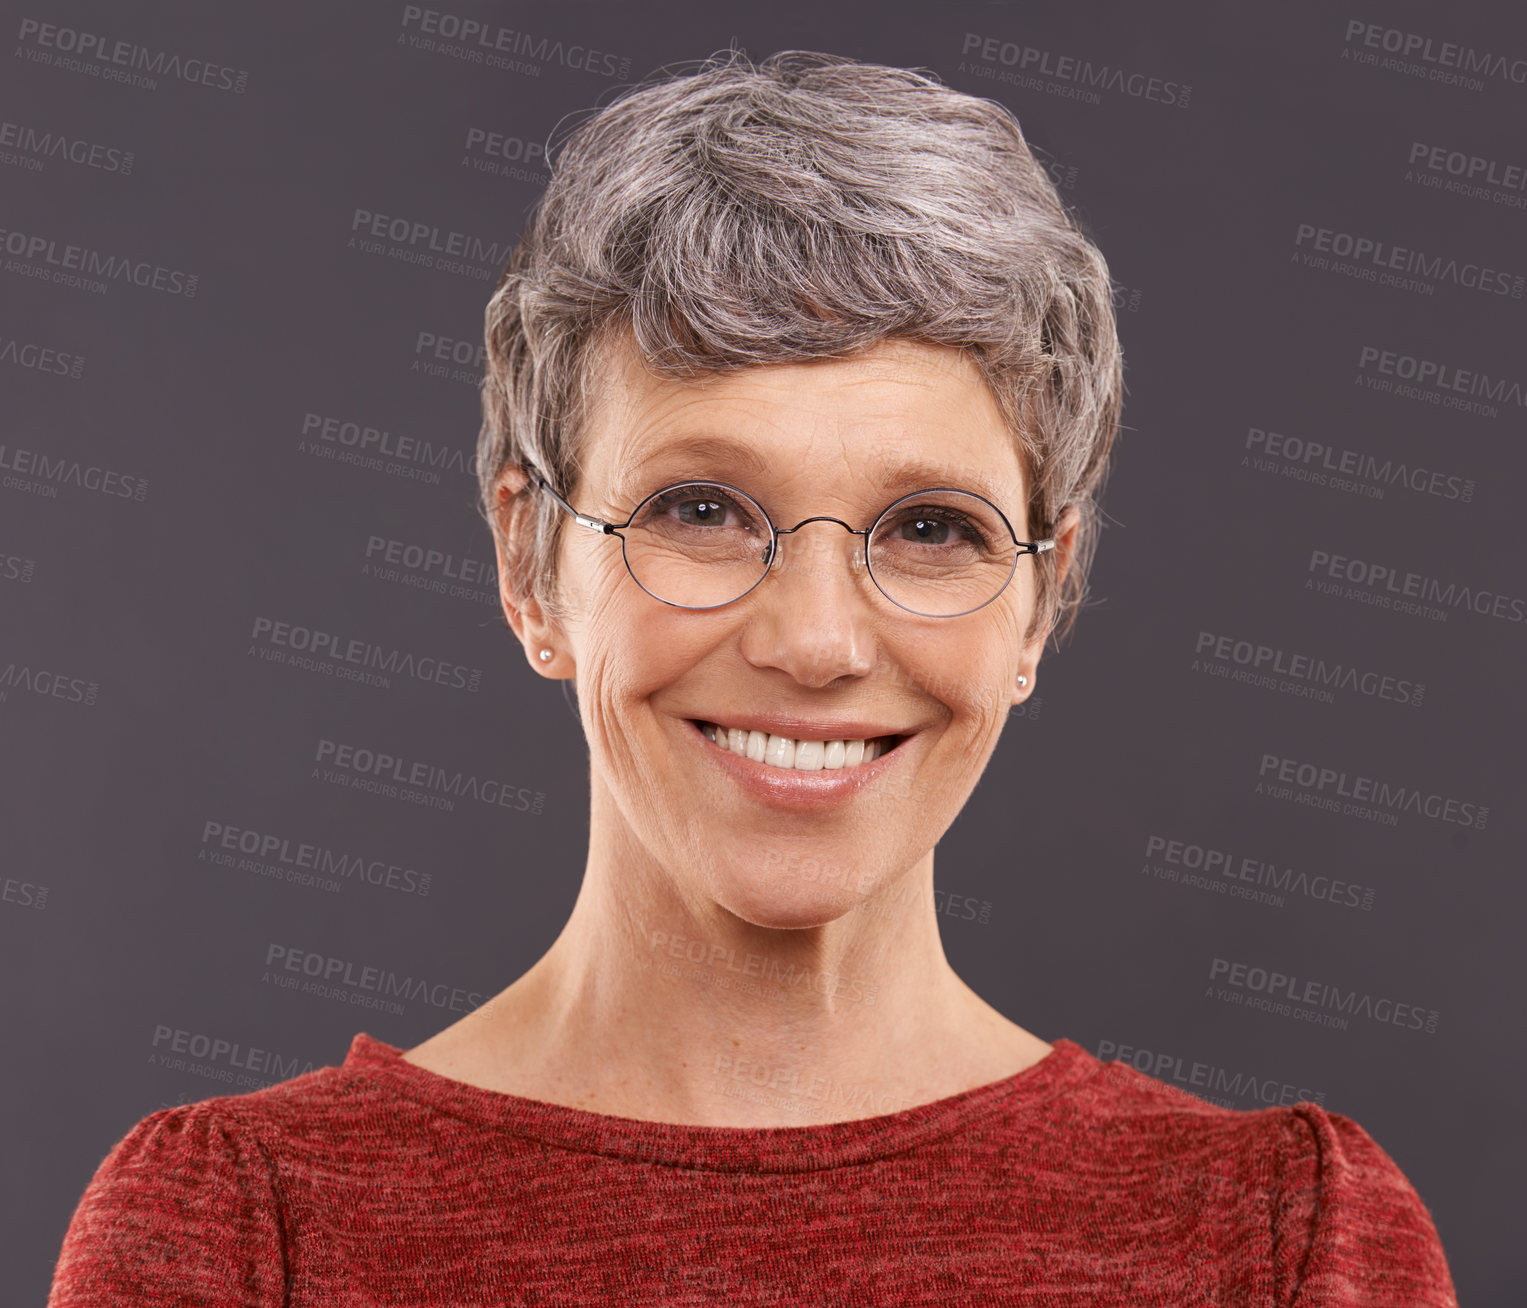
[527,470,617,534]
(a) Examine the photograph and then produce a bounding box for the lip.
[684,717,912,812]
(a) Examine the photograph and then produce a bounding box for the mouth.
[688,719,906,772]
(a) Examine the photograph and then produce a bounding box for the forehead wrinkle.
[606,431,773,502]
[591,350,1023,510]
[834,365,946,394]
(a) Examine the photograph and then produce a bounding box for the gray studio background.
[4,0,1524,1301]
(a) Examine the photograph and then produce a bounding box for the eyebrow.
[615,432,1017,507]
[621,434,773,482]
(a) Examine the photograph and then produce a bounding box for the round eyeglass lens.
[622,482,773,608]
[867,489,1019,617]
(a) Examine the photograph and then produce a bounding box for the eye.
[652,488,737,525]
[898,514,951,545]
[674,496,730,526]
[637,484,765,536]
[883,507,990,550]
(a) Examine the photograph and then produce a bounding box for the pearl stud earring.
[538,649,553,662]
[1016,674,1028,688]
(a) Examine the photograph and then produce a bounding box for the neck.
[453,791,1048,1126]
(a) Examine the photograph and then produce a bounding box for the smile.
[690,720,904,771]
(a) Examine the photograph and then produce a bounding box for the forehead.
[581,332,1026,500]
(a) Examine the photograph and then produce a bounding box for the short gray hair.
[477,47,1124,645]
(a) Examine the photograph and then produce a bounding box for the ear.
[490,464,568,679]
[1012,503,1081,704]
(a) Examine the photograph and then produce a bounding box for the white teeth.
[794,740,824,771]
[764,734,795,768]
[699,722,892,771]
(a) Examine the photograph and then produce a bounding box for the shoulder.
[1268,1102,1458,1306]
[48,1097,288,1307]
[1075,1058,1457,1305]
[80,1056,353,1162]
[1269,1098,1423,1198]
[48,1064,361,1308]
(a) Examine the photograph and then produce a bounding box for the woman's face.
[503,333,1075,929]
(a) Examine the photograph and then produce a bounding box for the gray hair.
[477,47,1124,645]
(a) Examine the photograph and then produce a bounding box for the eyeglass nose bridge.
[762,515,871,572]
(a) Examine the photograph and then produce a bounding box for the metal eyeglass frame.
[525,469,1056,618]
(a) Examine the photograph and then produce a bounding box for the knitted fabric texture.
[48,1032,1458,1306]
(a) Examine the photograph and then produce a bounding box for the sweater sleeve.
[1272,1103,1457,1308]
[47,1100,288,1308]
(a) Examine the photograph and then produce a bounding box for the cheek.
[556,541,642,659]
[956,607,1027,731]
[875,612,1021,739]
[570,553,704,731]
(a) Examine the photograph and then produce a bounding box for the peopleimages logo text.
[1357,345,1527,410]
[349,209,512,265]
[1409,142,1527,192]
[1210,958,1440,1034]
[200,821,430,896]
[0,119,133,173]
[0,225,198,295]
[1095,1040,1326,1107]
[1308,548,1526,623]
[1194,630,1423,707]
[314,738,544,814]
[15,18,250,91]
[301,413,476,478]
[151,1026,317,1082]
[1343,20,1527,85]
[0,443,147,499]
[959,32,1191,106]
[265,944,486,1012]
[399,6,631,77]
[1144,835,1376,911]
[1245,427,1472,502]
[0,336,85,378]
[1294,223,1523,297]
[250,616,482,692]
[1258,754,1487,829]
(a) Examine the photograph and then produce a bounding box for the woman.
[50,49,1455,1306]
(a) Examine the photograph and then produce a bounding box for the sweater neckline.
[342,1031,1098,1174]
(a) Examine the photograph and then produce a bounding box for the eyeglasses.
[526,470,1055,618]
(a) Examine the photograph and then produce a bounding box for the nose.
[738,520,877,687]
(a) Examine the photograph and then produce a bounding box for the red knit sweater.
[47,1032,1456,1306]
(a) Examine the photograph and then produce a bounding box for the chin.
[712,875,872,933]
